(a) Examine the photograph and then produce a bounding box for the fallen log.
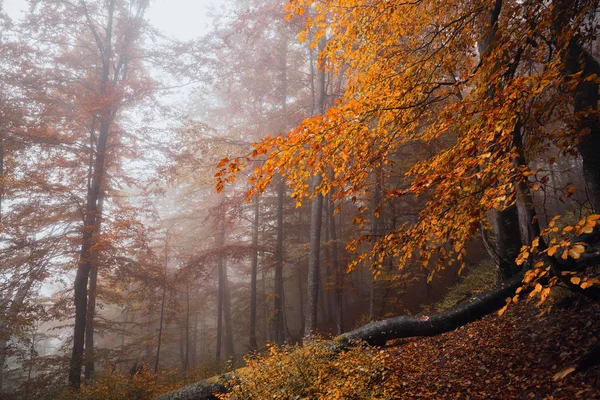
[336,271,524,347]
[154,273,524,399]
[154,375,227,400]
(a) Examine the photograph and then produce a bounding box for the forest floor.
[385,294,600,399]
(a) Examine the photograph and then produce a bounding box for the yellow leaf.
[547,245,560,257]
[570,277,581,285]
[498,304,508,316]
[553,366,576,381]
[568,244,585,259]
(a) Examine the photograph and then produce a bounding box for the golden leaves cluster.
[219,339,400,399]
[216,0,598,285]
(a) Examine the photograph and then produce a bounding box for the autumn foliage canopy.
[217,0,600,300]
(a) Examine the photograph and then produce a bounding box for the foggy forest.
[1,0,600,399]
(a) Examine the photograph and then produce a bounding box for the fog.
[0,1,597,399]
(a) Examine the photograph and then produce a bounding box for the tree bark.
[304,174,324,337]
[489,206,522,280]
[184,281,191,374]
[249,195,259,350]
[369,166,383,321]
[271,178,285,344]
[328,191,343,335]
[84,189,105,381]
[215,206,234,360]
[270,27,288,345]
[477,0,523,280]
[192,312,198,368]
[563,39,600,212]
[221,258,235,359]
[154,233,169,373]
[70,0,119,388]
[513,122,541,246]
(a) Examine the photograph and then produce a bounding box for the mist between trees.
[1,0,600,399]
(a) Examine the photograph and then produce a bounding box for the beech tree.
[217,0,600,324]
[11,0,208,389]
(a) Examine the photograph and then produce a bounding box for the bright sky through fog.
[147,0,214,39]
[3,0,214,40]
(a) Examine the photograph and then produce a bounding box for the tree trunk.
[513,123,541,246]
[271,178,285,344]
[221,258,235,359]
[305,174,324,336]
[271,26,288,345]
[184,281,190,374]
[192,312,198,368]
[249,195,259,350]
[0,135,4,391]
[369,166,383,321]
[216,219,224,360]
[489,206,522,280]
[564,39,600,212]
[323,198,334,323]
[297,266,305,338]
[84,189,105,381]
[154,233,168,374]
[328,191,343,335]
[70,1,116,388]
[476,0,523,280]
[303,33,327,337]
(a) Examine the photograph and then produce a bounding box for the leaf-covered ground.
[387,297,600,399]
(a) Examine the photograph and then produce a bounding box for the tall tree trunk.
[84,189,105,381]
[69,0,148,387]
[192,312,198,368]
[323,198,333,323]
[271,178,286,344]
[0,131,5,391]
[328,191,343,335]
[249,195,259,350]
[369,166,382,321]
[0,134,3,226]
[261,248,270,343]
[305,174,324,336]
[221,258,234,359]
[25,329,36,400]
[70,1,116,388]
[184,281,190,374]
[179,327,185,370]
[270,27,289,345]
[154,232,169,374]
[297,266,305,337]
[216,211,234,359]
[216,224,224,361]
[489,206,522,280]
[477,0,523,278]
[564,39,600,211]
[513,122,541,244]
[304,33,328,337]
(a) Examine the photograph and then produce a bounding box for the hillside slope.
[387,298,600,399]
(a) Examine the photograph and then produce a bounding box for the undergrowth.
[424,260,498,313]
[218,339,401,399]
[58,366,215,400]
